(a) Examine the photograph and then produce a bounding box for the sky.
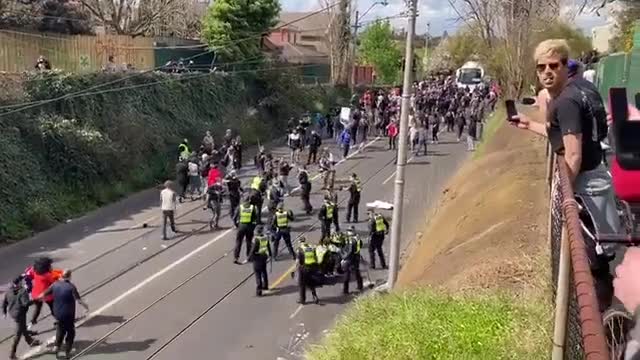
[280,0,614,37]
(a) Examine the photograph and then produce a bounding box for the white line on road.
[21,229,233,359]
[289,305,304,319]
[382,155,414,185]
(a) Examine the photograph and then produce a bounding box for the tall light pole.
[350,1,389,91]
[422,22,430,77]
[386,0,418,289]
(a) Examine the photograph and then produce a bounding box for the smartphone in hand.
[505,100,518,122]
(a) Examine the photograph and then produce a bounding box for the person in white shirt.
[160,181,178,240]
[583,65,596,84]
[409,124,418,152]
[187,160,201,197]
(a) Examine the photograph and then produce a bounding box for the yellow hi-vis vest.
[325,202,334,220]
[349,236,362,254]
[239,204,254,224]
[256,236,269,255]
[353,178,361,193]
[315,245,328,264]
[276,210,289,228]
[251,176,262,190]
[178,143,190,159]
[303,245,317,265]
[375,214,386,232]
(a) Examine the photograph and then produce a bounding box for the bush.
[0,70,346,242]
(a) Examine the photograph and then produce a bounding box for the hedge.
[0,70,347,242]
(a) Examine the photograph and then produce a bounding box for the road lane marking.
[310,137,381,181]
[382,155,414,185]
[289,305,304,319]
[20,229,233,359]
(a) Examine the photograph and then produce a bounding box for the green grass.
[473,106,506,159]
[306,288,550,360]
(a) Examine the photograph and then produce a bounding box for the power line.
[0,3,340,115]
[0,63,327,118]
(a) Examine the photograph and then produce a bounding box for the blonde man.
[511,39,620,312]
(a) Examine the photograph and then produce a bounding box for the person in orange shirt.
[23,257,62,330]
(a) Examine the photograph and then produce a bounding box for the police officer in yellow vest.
[296,237,320,305]
[345,173,362,223]
[248,225,272,296]
[368,209,389,269]
[271,203,295,260]
[178,139,190,161]
[249,175,265,224]
[341,226,363,294]
[318,194,339,241]
[234,196,258,265]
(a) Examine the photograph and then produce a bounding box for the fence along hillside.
[0,30,197,72]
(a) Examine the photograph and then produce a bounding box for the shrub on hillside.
[0,70,347,242]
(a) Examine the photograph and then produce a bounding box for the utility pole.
[386,0,418,289]
[350,10,360,92]
[422,22,430,77]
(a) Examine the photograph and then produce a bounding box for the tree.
[610,3,640,53]
[0,0,93,34]
[78,0,185,36]
[358,20,402,84]
[201,0,280,62]
[320,0,351,86]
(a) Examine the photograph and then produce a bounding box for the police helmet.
[277,202,285,210]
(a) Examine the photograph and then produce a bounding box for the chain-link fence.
[549,153,610,360]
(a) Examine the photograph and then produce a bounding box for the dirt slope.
[398,114,550,294]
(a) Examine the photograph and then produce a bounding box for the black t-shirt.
[547,84,603,172]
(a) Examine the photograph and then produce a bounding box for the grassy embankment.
[307,107,553,360]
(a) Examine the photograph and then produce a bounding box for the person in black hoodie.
[3,277,40,359]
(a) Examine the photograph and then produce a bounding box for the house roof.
[278,12,331,37]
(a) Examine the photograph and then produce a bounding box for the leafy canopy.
[358,20,402,84]
[201,0,281,62]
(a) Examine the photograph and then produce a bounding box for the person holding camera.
[511,39,620,311]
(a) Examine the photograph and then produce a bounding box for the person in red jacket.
[23,257,61,330]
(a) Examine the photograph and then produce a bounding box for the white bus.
[455,61,485,91]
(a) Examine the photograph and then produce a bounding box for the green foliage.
[307,289,550,360]
[358,21,402,85]
[201,0,281,62]
[533,21,592,57]
[611,7,640,53]
[0,70,339,242]
[0,0,93,35]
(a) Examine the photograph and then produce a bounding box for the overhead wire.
[0,2,340,115]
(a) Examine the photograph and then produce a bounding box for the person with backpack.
[512,40,620,311]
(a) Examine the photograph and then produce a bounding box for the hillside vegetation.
[0,70,345,242]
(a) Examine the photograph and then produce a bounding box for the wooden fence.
[0,30,156,73]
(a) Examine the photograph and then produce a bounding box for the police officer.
[341,227,363,295]
[38,270,88,360]
[368,210,389,269]
[318,194,339,241]
[296,238,319,305]
[249,174,266,224]
[235,196,258,264]
[266,178,283,227]
[345,173,361,223]
[224,170,243,226]
[178,138,190,161]
[248,225,272,296]
[2,277,40,360]
[272,203,295,260]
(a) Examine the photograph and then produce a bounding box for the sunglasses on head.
[535,59,567,73]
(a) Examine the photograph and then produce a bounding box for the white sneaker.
[601,141,611,151]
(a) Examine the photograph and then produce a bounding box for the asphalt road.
[0,129,470,360]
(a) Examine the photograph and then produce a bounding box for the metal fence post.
[552,226,571,360]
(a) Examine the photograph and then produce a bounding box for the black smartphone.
[609,87,628,124]
[505,100,518,122]
[635,92,639,109]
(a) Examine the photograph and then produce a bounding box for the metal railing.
[548,146,610,359]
